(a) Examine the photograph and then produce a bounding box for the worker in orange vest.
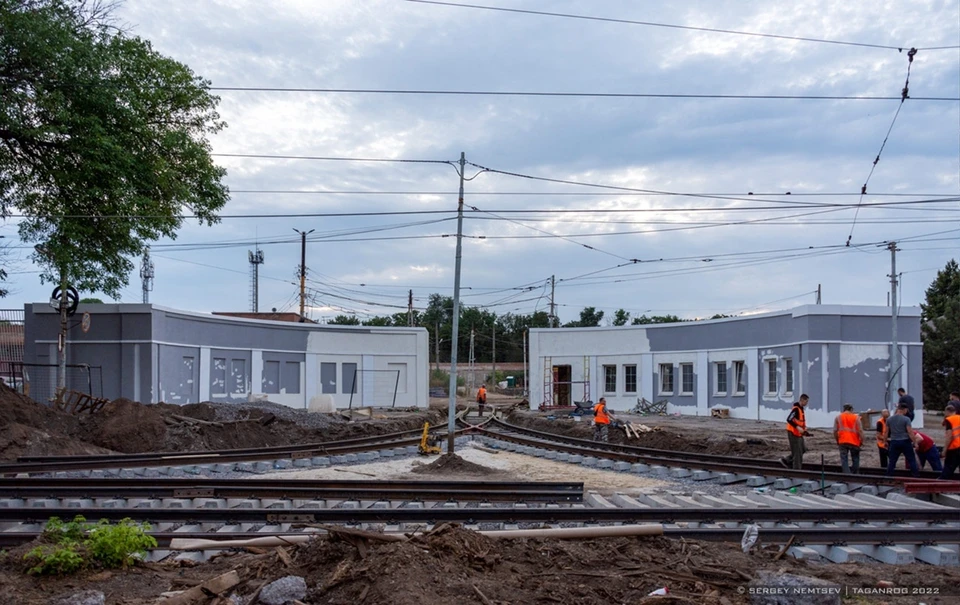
[476,384,487,417]
[780,394,809,469]
[939,401,960,480]
[875,408,890,468]
[834,403,865,474]
[593,397,613,443]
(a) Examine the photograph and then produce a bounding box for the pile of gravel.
[203,399,347,431]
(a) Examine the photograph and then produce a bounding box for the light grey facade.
[529,305,923,428]
[24,304,429,409]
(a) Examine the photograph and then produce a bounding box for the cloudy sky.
[4,0,960,324]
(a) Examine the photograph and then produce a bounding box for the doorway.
[553,365,571,406]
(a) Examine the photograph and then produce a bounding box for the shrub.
[22,515,156,575]
[86,518,157,568]
[24,542,85,575]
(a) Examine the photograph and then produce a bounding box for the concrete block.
[631,463,649,474]
[692,470,715,481]
[798,480,822,492]
[228,499,260,509]
[404,446,419,455]
[585,492,617,508]
[254,461,273,472]
[613,461,631,472]
[787,546,822,561]
[193,498,227,509]
[180,465,201,475]
[884,492,949,508]
[369,501,390,509]
[273,459,292,469]
[311,457,331,466]
[914,545,959,566]
[338,501,361,509]
[331,456,348,464]
[610,493,650,508]
[293,459,312,468]
[858,485,879,496]
[235,463,256,473]
[441,502,459,509]
[568,455,583,464]
[746,476,775,487]
[358,452,375,462]
[174,551,206,563]
[692,493,744,508]
[161,498,193,509]
[556,453,571,462]
[581,457,599,468]
[130,499,161,509]
[402,501,424,509]
[808,545,868,563]
[718,473,747,484]
[263,499,292,509]
[343,454,359,463]
[774,478,803,490]
[379,449,395,458]
[669,467,692,478]
[828,483,852,495]
[104,467,122,477]
[98,499,126,508]
[155,467,174,476]
[28,498,60,508]
[934,493,960,508]
[667,494,711,508]
[853,544,915,565]
[634,493,681,508]
[64,498,95,508]
[367,451,380,460]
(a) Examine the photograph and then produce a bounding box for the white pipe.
[167,524,664,551]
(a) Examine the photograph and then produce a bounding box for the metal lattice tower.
[248,248,265,312]
[139,247,155,304]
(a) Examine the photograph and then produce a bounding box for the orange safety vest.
[477,387,487,404]
[946,415,960,451]
[594,402,610,425]
[786,404,806,437]
[876,417,887,449]
[836,411,861,447]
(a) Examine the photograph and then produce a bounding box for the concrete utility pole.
[491,323,496,387]
[407,289,414,326]
[468,327,475,392]
[248,248,264,313]
[435,322,440,373]
[293,229,314,321]
[888,241,900,407]
[816,284,821,305]
[523,329,528,398]
[140,247,155,304]
[447,152,466,454]
[549,275,557,327]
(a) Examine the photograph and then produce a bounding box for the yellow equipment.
[418,422,442,455]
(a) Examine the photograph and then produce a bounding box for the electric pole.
[447,152,466,454]
[888,241,900,407]
[435,322,440,373]
[248,248,264,312]
[816,284,821,305]
[293,229,314,321]
[468,327,475,393]
[408,289,414,326]
[549,275,557,327]
[491,323,496,388]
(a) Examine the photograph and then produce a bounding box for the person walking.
[885,403,920,477]
[593,397,612,443]
[834,403,864,474]
[476,384,487,418]
[939,403,960,480]
[780,394,809,469]
[897,388,916,422]
[876,408,890,468]
[912,430,943,472]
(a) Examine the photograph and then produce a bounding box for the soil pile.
[4,524,958,604]
[507,413,772,457]
[411,453,498,476]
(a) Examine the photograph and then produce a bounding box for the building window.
[603,365,617,393]
[784,358,794,394]
[680,363,694,395]
[715,362,727,395]
[624,365,637,394]
[212,357,226,395]
[733,361,746,395]
[262,360,280,394]
[283,362,301,394]
[321,362,337,394]
[659,363,674,395]
[230,359,247,394]
[342,362,358,394]
[766,359,777,395]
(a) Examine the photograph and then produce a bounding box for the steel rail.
[2,506,956,524]
[477,418,942,483]
[0,526,952,548]
[0,429,461,475]
[0,478,584,502]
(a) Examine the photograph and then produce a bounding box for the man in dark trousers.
[940,403,960,480]
[897,388,916,422]
[876,408,890,468]
[834,403,864,474]
[781,394,809,469]
[476,384,487,417]
[885,403,919,477]
[912,430,943,472]
[593,397,613,443]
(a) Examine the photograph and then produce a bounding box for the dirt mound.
[77,398,169,453]
[506,413,772,457]
[411,454,498,476]
[0,422,115,459]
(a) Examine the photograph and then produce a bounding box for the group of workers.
[782,389,960,480]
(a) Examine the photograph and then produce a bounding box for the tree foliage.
[921,259,960,410]
[612,309,630,326]
[0,0,228,296]
[632,314,683,325]
[564,306,604,328]
[328,315,360,325]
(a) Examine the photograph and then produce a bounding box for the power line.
[846,48,918,246]
[206,86,960,102]
[402,0,956,52]
[227,189,960,197]
[211,153,456,165]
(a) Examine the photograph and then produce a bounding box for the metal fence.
[8,363,103,405]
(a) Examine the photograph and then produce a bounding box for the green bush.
[87,518,157,568]
[22,515,156,575]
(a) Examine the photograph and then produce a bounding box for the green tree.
[920,259,960,323]
[328,315,360,325]
[564,306,604,328]
[1,0,228,296]
[79,297,103,304]
[612,309,630,326]
[921,260,960,410]
[361,316,393,327]
[632,314,683,325]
